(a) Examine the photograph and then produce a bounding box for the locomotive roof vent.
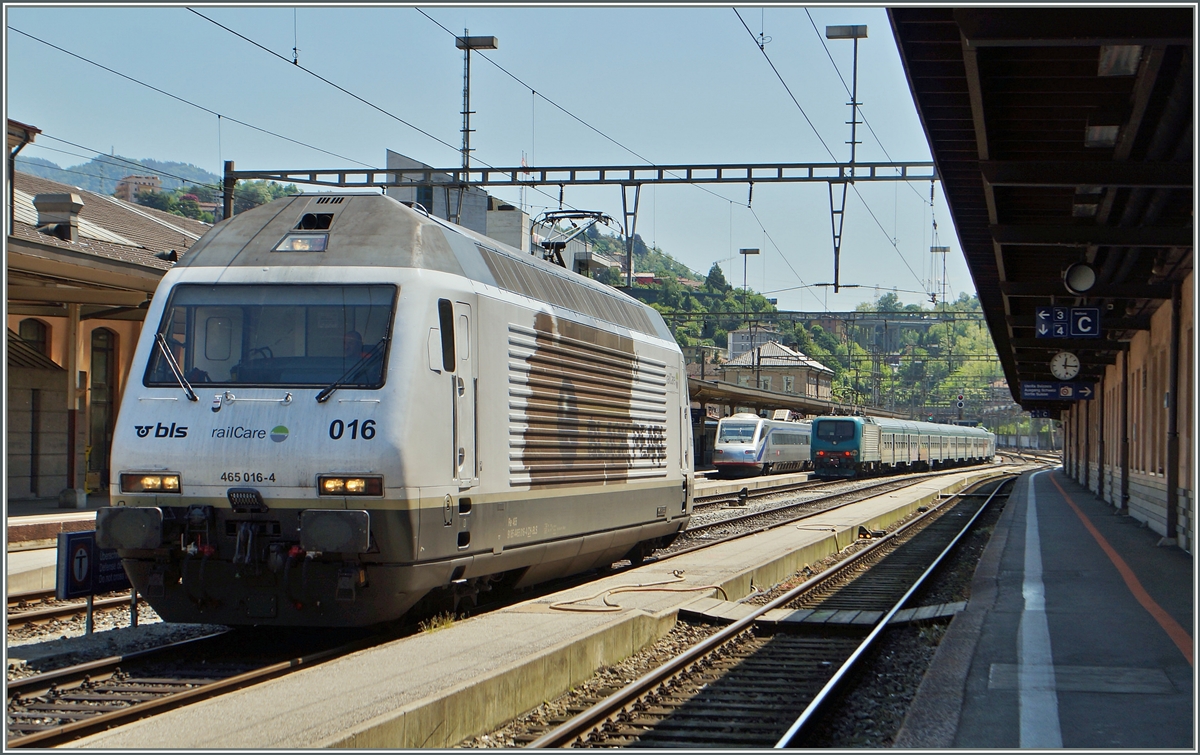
[314,196,345,204]
[296,212,334,230]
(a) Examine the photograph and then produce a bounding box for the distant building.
[114,175,162,202]
[726,327,782,360]
[384,149,616,280]
[721,341,834,399]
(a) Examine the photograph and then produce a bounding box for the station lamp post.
[740,248,759,329]
[825,24,867,293]
[455,32,498,174]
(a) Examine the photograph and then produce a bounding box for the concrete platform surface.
[894,468,1194,749]
[6,548,59,595]
[69,467,1000,749]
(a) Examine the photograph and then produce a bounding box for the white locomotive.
[711,413,813,477]
[98,194,693,626]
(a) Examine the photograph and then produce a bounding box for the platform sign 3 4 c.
[56,530,132,600]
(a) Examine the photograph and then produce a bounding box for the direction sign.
[1036,306,1102,339]
[1020,381,1096,401]
[1070,307,1101,338]
[56,531,132,600]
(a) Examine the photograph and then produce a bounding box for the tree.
[134,188,176,213]
[705,263,730,292]
[875,292,904,312]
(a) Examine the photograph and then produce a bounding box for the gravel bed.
[456,620,724,748]
[7,601,227,681]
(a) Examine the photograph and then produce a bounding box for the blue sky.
[6,5,975,311]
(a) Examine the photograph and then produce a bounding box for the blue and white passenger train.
[809,415,995,479]
[97,193,694,627]
[711,413,813,477]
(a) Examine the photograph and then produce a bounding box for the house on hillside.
[720,341,834,400]
[114,175,162,202]
[7,125,210,505]
[726,327,782,360]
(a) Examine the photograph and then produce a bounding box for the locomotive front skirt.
[99,194,694,627]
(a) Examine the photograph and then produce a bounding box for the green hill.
[15,154,221,194]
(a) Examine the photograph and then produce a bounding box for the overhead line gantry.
[222,159,937,288]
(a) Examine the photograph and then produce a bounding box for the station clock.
[1049,350,1081,381]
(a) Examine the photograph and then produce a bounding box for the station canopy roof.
[888,8,1193,412]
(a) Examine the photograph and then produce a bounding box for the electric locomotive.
[810,415,995,479]
[712,413,812,477]
[97,193,694,627]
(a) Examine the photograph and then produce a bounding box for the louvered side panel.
[507,322,669,487]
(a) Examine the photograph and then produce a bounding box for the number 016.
[329,419,376,440]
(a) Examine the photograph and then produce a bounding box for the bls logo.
[134,422,188,439]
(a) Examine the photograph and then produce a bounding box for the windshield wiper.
[155,332,198,402]
[316,336,389,403]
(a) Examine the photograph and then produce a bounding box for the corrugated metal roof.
[7,329,64,371]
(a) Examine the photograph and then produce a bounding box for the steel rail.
[772,476,1014,747]
[526,472,1015,748]
[8,594,135,628]
[7,632,231,701]
[7,632,378,748]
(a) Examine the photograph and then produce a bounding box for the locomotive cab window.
[816,420,856,441]
[144,284,396,388]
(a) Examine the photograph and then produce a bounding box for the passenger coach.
[811,415,995,479]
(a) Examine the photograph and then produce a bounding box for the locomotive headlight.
[318,476,383,496]
[121,473,182,493]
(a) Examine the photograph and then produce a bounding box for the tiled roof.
[9,216,173,271]
[724,340,834,374]
[7,329,64,370]
[12,171,210,266]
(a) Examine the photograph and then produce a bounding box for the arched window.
[18,318,49,356]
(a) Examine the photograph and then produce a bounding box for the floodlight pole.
[740,248,759,329]
[455,31,498,224]
[826,24,867,294]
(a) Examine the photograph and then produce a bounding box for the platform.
[67,468,999,748]
[6,494,110,595]
[895,468,1194,749]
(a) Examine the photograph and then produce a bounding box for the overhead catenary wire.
[802,9,930,207]
[8,26,376,170]
[733,8,839,163]
[414,7,751,211]
[732,10,933,300]
[186,8,587,215]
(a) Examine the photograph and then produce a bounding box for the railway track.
[5,627,381,747]
[5,465,1038,745]
[523,474,1015,748]
[8,589,136,630]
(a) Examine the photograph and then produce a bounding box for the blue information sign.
[1020,381,1095,401]
[1036,306,1102,339]
[56,530,131,600]
[1029,409,1052,418]
[1070,307,1101,338]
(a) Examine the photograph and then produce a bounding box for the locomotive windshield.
[816,420,857,442]
[144,284,396,388]
[718,421,758,443]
